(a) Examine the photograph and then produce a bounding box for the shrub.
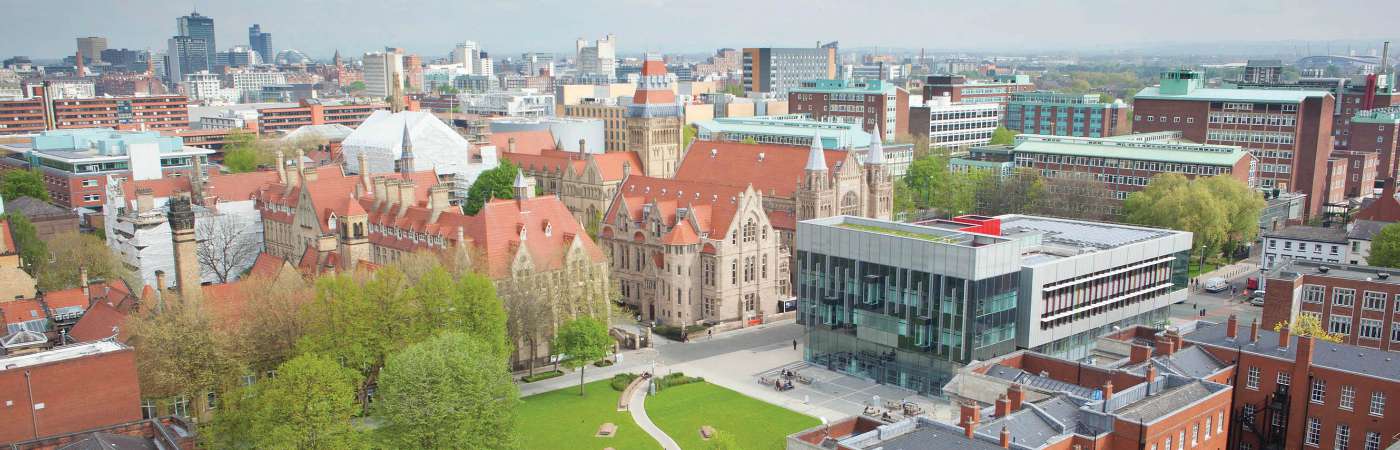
[521,370,564,383]
[655,372,704,391]
[594,359,614,368]
[610,373,640,392]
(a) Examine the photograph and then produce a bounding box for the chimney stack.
[1146,364,1158,396]
[1155,335,1175,356]
[1000,426,1010,448]
[381,179,402,214]
[1278,324,1292,350]
[1226,315,1239,339]
[136,188,155,213]
[428,184,450,224]
[167,194,201,302]
[397,180,417,218]
[358,152,371,194]
[579,138,587,153]
[1166,329,1183,352]
[1007,384,1025,412]
[79,267,90,302]
[1130,344,1152,364]
[959,400,980,439]
[995,394,1010,418]
[507,137,517,154]
[275,150,287,184]
[372,176,389,210]
[1250,319,1260,343]
[1296,335,1315,366]
[153,270,166,297]
[1102,381,1114,412]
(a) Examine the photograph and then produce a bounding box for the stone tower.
[627,57,684,178]
[796,135,834,220]
[166,194,201,301]
[864,127,893,220]
[395,122,414,174]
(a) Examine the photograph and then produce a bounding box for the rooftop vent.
[758,152,766,162]
[710,148,718,157]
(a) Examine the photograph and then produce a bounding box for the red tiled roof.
[504,150,641,183]
[660,222,699,245]
[634,60,676,105]
[464,197,606,278]
[0,299,45,327]
[491,130,557,155]
[592,151,643,181]
[68,301,128,343]
[1357,180,1400,222]
[0,217,13,256]
[248,253,287,279]
[604,175,750,238]
[675,140,850,199]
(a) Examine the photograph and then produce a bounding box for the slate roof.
[1348,219,1389,241]
[4,196,72,220]
[1114,381,1215,422]
[55,432,159,450]
[983,363,1098,399]
[863,427,1006,450]
[1186,320,1400,382]
[1155,345,1228,379]
[1262,225,1348,244]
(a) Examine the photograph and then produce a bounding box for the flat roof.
[1000,215,1179,250]
[1012,134,1249,166]
[1352,106,1400,124]
[1135,86,1331,103]
[1269,259,1400,286]
[0,340,127,371]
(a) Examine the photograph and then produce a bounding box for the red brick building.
[0,341,141,444]
[1346,107,1400,180]
[1335,150,1380,199]
[8,416,195,450]
[922,74,1034,111]
[1324,158,1348,207]
[788,79,908,142]
[1185,316,1400,450]
[1133,70,1335,217]
[0,129,213,209]
[1261,259,1400,351]
[0,84,188,136]
[255,99,388,135]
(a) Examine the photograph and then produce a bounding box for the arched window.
[743,219,757,243]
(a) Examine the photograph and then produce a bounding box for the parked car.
[1204,277,1228,293]
[1249,290,1266,306]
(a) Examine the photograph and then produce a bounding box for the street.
[1171,259,1265,327]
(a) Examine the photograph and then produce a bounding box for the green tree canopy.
[347,81,366,92]
[221,129,273,173]
[208,354,366,450]
[463,160,520,215]
[125,295,243,400]
[989,126,1017,146]
[4,213,47,272]
[553,316,613,396]
[375,332,518,449]
[36,232,128,291]
[1367,223,1400,268]
[1,169,49,202]
[1123,174,1234,265]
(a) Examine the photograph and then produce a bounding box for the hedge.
[610,373,640,392]
[521,370,564,383]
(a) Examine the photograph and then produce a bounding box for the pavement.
[1172,259,1266,327]
[628,380,681,450]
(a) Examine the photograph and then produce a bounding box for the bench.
[795,375,813,385]
[700,426,716,440]
[597,423,617,437]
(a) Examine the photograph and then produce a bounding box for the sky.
[3,0,1398,61]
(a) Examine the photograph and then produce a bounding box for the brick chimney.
[1146,364,1158,396]
[372,177,389,210]
[167,194,201,302]
[959,400,980,439]
[427,184,450,224]
[995,394,1010,418]
[1155,335,1175,356]
[1007,384,1025,412]
[380,179,402,214]
[79,267,90,302]
[1101,381,1114,412]
[275,150,287,184]
[1296,335,1315,366]
[1250,319,1260,343]
[1278,324,1291,350]
[358,152,371,194]
[397,179,417,218]
[1166,329,1184,352]
[1226,315,1239,339]
[1130,344,1152,364]
[507,137,517,154]
[1000,426,1010,448]
[153,270,166,298]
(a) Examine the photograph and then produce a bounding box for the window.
[1217,411,1224,433]
[1360,319,1383,340]
[1191,424,1199,445]
[1165,436,1172,450]
[1312,379,1326,404]
[1371,391,1386,416]
[1303,285,1325,303]
[82,193,101,202]
[1247,366,1260,390]
[1334,288,1355,307]
[170,395,189,418]
[1243,403,1257,425]
[1278,371,1291,387]
[1367,432,1382,450]
[1336,424,1350,450]
[1364,291,1388,311]
[1305,417,1321,446]
[1330,315,1352,335]
[207,391,218,410]
[1205,417,1212,439]
[1178,430,1185,450]
[82,179,98,187]
[1341,385,1356,410]
[730,260,737,285]
[140,399,157,419]
[1393,323,1400,343]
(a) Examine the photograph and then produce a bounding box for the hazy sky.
[3,0,1397,60]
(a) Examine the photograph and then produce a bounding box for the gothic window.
[744,256,756,282]
[731,260,738,285]
[743,219,757,242]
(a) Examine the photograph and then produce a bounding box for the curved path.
[628,381,682,450]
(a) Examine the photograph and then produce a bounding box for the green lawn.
[646,382,820,450]
[516,379,659,450]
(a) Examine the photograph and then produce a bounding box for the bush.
[653,324,712,341]
[521,370,564,383]
[610,373,640,392]
[655,372,704,391]
[594,359,614,368]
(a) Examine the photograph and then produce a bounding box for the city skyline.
[3,0,1398,60]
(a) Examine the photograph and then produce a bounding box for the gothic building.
[600,176,783,327]
[626,59,684,178]
[503,138,642,234]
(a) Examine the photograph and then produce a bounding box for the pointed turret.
[866,126,886,165]
[397,122,414,175]
[513,169,533,202]
[805,134,828,172]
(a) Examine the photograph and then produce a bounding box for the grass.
[837,222,959,243]
[646,381,820,450]
[516,378,659,450]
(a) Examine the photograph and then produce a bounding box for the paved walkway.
[629,381,681,450]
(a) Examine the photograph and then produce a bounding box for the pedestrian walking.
[708,329,713,340]
[793,339,798,351]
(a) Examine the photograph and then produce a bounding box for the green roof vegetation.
[837,222,960,243]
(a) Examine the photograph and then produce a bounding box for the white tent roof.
[340,110,477,176]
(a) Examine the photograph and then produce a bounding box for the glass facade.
[797,250,1018,395]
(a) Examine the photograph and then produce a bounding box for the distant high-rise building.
[473,52,494,79]
[176,11,216,67]
[742,44,838,95]
[1244,59,1284,84]
[99,48,144,71]
[363,50,405,100]
[521,52,554,76]
[451,41,479,71]
[247,24,273,63]
[76,37,107,63]
[167,36,209,82]
[575,34,617,80]
[217,45,260,68]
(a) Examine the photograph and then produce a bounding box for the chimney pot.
[1227,315,1239,339]
[1000,426,1010,448]
[1250,319,1260,343]
[1279,324,1292,350]
[995,394,1010,418]
[1297,335,1315,365]
[1007,384,1025,412]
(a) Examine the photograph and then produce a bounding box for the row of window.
[1207,112,1298,127]
[1146,410,1224,450]
[1303,418,1383,450]
[1206,130,1296,145]
[1299,285,1400,311]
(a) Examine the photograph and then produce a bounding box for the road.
[1170,260,1266,327]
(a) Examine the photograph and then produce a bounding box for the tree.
[222,273,312,376]
[1198,175,1266,252]
[208,354,366,450]
[196,214,263,284]
[740,137,758,144]
[1367,223,1400,268]
[683,124,697,148]
[1274,313,1344,343]
[347,81,366,92]
[4,213,47,272]
[553,316,612,396]
[222,129,272,173]
[973,169,1044,217]
[0,169,49,202]
[463,160,520,215]
[1038,172,1115,221]
[35,232,127,291]
[375,332,518,449]
[989,126,1017,146]
[297,270,415,405]
[125,295,243,402]
[1123,174,1231,268]
[721,83,744,97]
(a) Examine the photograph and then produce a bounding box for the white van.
[1203,277,1228,293]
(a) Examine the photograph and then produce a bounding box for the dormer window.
[544,222,553,237]
[327,213,337,231]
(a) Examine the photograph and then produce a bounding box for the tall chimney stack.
[959,400,980,439]
[1250,319,1260,343]
[1226,315,1239,339]
[1278,324,1292,350]
[1007,384,1025,412]
[167,194,201,302]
